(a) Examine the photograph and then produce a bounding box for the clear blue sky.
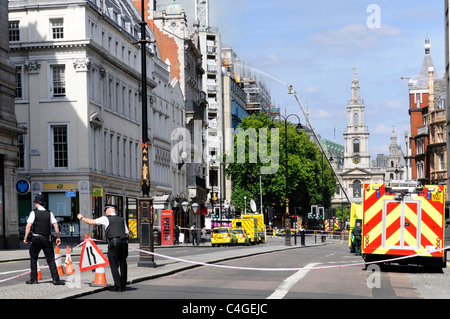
[158,0,445,161]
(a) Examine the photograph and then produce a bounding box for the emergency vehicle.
[211,227,237,246]
[362,181,447,269]
[348,202,363,253]
[246,213,266,243]
[232,214,266,244]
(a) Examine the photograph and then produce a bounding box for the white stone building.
[337,71,384,203]
[0,0,27,248]
[8,0,185,241]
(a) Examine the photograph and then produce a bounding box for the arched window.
[354,113,358,125]
[353,180,362,198]
[353,139,360,153]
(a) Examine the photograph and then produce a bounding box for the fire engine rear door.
[382,199,421,250]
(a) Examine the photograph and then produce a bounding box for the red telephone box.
[161,210,174,246]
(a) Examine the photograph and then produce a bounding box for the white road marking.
[267,263,320,299]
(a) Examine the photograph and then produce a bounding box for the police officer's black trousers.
[29,237,60,282]
[108,240,128,290]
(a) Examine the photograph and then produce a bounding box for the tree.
[225,113,337,218]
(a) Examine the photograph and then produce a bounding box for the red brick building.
[407,38,435,184]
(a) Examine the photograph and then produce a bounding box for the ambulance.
[246,213,266,243]
[232,214,266,244]
[348,202,363,253]
[362,181,447,269]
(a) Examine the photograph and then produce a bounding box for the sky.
[157,0,446,161]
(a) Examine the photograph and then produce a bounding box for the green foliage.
[225,113,337,217]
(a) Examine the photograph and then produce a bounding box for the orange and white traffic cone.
[64,246,74,275]
[37,260,42,280]
[90,266,107,286]
[55,246,64,276]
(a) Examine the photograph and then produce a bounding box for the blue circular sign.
[16,179,30,195]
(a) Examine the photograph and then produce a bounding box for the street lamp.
[137,0,156,268]
[191,202,199,215]
[181,201,189,243]
[191,202,200,243]
[244,196,247,214]
[270,113,302,246]
[181,201,189,214]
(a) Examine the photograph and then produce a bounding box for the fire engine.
[362,181,447,269]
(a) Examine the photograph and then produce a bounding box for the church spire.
[425,37,431,54]
[351,68,361,104]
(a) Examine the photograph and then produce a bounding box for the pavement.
[0,235,325,299]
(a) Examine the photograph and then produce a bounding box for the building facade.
[199,29,224,215]
[405,38,446,186]
[427,67,447,186]
[221,47,248,203]
[9,0,185,241]
[0,0,26,248]
[446,0,450,194]
[376,127,406,182]
[337,71,384,203]
[146,1,208,229]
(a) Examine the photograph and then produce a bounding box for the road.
[78,240,450,300]
[0,241,217,287]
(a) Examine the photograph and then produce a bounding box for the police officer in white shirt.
[78,204,129,292]
[23,193,64,285]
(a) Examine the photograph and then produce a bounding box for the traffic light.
[268,208,274,220]
[311,205,317,218]
[318,207,324,219]
[213,207,220,219]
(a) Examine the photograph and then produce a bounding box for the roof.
[413,38,435,89]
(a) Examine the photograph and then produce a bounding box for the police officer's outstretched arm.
[77,213,97,225]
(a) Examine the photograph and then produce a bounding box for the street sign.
[79,235,109,272]
[16,179,30,195]
[66,190,76,197]
[92,188,103,197]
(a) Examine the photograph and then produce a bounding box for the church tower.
[343,70,370,170]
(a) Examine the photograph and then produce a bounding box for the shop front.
[91,191,139,242]
[18,182,81,244]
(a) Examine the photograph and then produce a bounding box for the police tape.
[2,240,449,284]
[129,245,450,272]
[0,239,93,284]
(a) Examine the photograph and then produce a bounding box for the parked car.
[211,227,237,247]
[233,228,250,246]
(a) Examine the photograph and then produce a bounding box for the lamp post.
[270,114,302,246]
[137,0,155,268]
[244,196,247,214]
[181,201,189,243]
[191,202,199,243]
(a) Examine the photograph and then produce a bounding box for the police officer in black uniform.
[23,193,64,285]
[78,204,129,292]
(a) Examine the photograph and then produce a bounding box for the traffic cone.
[37,260,42,280]
[64,246,74,275]
[91,266,107,286]
[54,246,64,276]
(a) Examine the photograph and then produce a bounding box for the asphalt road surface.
[79,241,450,300]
